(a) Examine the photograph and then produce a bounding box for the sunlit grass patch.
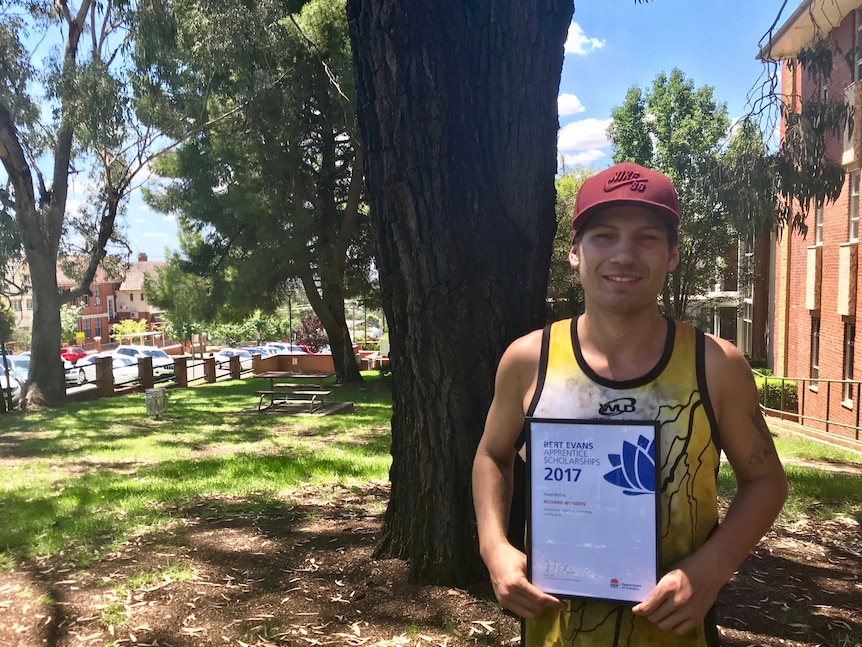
[718,436,861,522]
[0,375,392,569]
[125,562,196,589]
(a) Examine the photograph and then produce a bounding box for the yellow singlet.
[519,317,721,647]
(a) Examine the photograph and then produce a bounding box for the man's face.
[569,206,679,314]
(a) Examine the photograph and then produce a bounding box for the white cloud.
[163,214,176,222]
[142,232,170,239]
[565,22,605,55]
[65,199,84,215]
[558,118,612,152]
[560,150,606,168]
[558,93,585,116]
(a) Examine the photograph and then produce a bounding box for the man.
[472,162,787,646]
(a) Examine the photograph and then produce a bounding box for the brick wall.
[774,10,862,440]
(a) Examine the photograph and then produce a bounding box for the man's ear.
[667,245,680,273]
[569,247,580,271]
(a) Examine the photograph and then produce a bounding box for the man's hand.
[485,542,566,619]
[631,554,722,635]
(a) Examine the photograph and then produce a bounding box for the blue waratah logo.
[603,434,656,496]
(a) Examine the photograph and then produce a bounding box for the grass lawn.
[0,372,393,568]
[0,373,858,570]
[0,373,859,647]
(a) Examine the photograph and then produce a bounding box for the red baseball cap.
[572,162,680,237]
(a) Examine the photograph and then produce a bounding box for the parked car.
[60,345,87,363]
[64,359,85,386]
[213,348,254,370]
[1,355,30,388]
[76,353,138,386]
[0,373,21,408]
[241,346,277,357]
[113,345,175,377]
[265,342,311,355]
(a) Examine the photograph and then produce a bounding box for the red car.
[60,345,87,363]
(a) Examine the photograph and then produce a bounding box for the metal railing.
[755,371,862,440]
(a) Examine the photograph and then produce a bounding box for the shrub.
[754,374,798,412]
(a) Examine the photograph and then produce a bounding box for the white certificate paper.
[526,418,660,603]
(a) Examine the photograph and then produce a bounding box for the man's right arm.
[472,331,565,619]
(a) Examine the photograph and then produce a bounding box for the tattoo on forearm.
[749,409,777,465]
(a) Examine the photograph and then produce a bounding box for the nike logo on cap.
[604,170,649,193]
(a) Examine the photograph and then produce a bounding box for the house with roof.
[57,253,165,344]
[761,0,862,440]
[114,253,164,327]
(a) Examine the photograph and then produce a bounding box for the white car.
[213,348,254,370]
[265,342,311,355]
[76,354,139,386]
[113,345,175,377]
[0,373,21,408]
[65,359,86,386]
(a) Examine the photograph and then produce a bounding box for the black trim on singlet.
[515,324,552,452]
[695,327,722,452]
[571,315,676,389]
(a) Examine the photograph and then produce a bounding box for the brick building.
[57,253,165,344]
[762,0,862,439]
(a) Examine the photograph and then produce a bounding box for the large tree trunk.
[348,0,572,584]
[25,247,66,407]
[301,271,363,383]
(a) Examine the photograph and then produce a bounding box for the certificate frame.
[525,417,660,604]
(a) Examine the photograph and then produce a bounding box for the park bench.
[255,388,332,413]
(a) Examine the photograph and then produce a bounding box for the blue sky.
[120,0,792,261]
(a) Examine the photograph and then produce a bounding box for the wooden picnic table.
[253,371,337,412]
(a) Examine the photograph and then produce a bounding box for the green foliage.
[294,312,328,352]
[141,0,371,346]
[59,305,83,345]
[207,312,288,345]
[547,169,593,320]
[143,252,215,343]
[110,319,149,343]
[608,69,734,322]
[0,301,14,343]
[754,375,799,412]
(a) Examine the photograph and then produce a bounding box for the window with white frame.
[94,284,101,306]
[83,319,91,339]
[811,316,821,380]
[95,319,102,338]
[850,171,860,242]
[844,322,856,401]
[11,300,21,312]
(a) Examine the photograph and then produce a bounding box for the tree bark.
[348,0,572,584]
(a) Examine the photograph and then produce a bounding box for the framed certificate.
[525,418,660,603]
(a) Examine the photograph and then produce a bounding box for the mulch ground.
[1,471,860,647]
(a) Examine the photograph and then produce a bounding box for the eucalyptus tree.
[608,69,734,321]
[347,0,579,584]
[0,1,182,406]
[141,0,368,383]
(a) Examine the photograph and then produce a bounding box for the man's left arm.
[633,336,788,634]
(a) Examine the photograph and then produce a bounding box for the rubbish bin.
[145,387,168,418]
